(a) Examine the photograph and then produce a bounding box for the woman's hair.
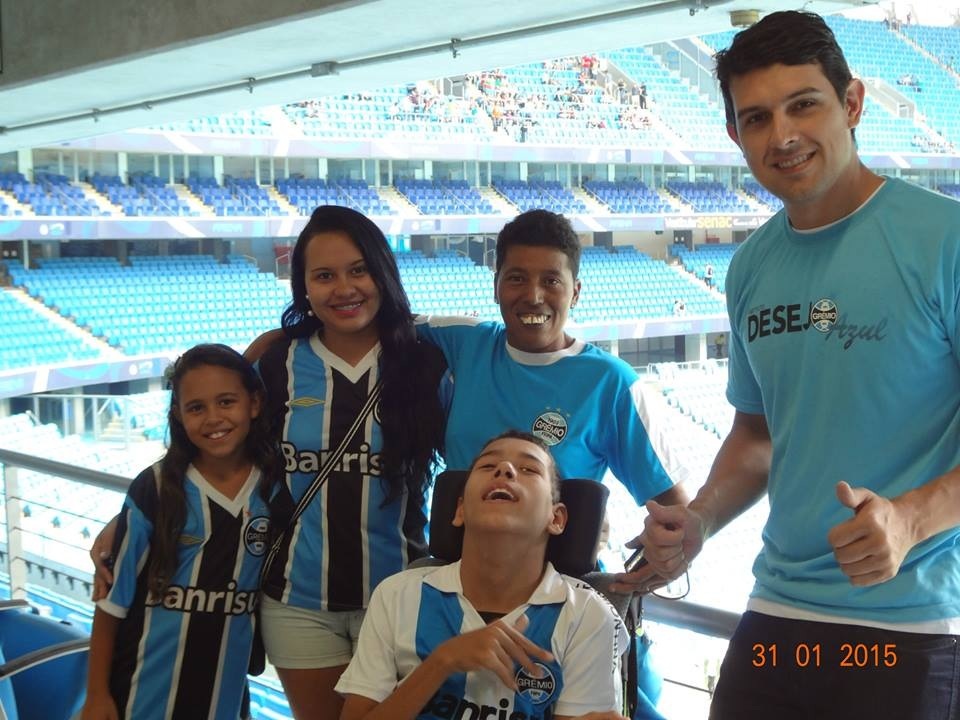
[280,205,445,507]
[147,343,280,600]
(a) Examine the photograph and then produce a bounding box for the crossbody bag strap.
[261,378,382,584]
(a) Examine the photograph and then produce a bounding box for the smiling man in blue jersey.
[416,209,688,579]
[336,430,628,720]
[640,12,960,720]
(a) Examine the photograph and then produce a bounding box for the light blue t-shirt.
[416,317,678,505]
[726,177,960,624]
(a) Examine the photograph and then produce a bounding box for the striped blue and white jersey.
[336,561,627,718]
[98,463,270,720]
[257,334,445,611]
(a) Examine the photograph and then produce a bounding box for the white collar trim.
[308,334,380,383]
[505,339,585,366]
[424,560,567,606]
[186,464,261,515]
[791,178,887,234]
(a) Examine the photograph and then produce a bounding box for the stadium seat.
[0,600,89,720]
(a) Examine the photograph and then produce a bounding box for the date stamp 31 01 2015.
[751,642,899,669]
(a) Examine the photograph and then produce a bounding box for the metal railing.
[0,445,740,699]
[0,447,128,600]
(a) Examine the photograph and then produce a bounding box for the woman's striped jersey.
[257,334,447,611]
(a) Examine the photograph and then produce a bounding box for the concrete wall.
[0,0,349,87]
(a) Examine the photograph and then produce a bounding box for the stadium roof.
[0,0,863,154]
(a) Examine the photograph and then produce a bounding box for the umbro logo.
[289,397,325,408]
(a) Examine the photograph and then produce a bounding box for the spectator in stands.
[713,332,726,359]
[83,343,281,720]
[672,298,686,316]
[94,207,449,720]
[639,12,960,719]
[704,263,714,288]
[336,430,629,720]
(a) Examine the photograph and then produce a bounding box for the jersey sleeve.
[413,315,483,371]
[603,368,679,503]
[97,466,157,619]
[334,575,401,702]
[553,588,628,716]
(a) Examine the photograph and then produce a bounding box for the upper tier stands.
[741,181,783,211]
[825,16,960,148]
[0,271,104,371]
[701,21,955,154]
[605,47,732,150]
[8,255,289,355]
[395,179,496,215]
[0,172,105,217]
[91,172,194,217]
[584,179,673,214]
[128,18,957,157]
[493,179,588,214]
[666,181,754,214]
[187,176,283,217]
[2,250,524,371]
[3,169,795,219]
[670,243,738,295]
[156,109,276,136]
[576,246,725,322]
[276,178,392,216]
[285,86,493,142]
[395,249,500,319]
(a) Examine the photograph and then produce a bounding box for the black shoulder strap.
[260,378,382,584]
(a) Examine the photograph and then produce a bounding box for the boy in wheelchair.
[336,430,629,720]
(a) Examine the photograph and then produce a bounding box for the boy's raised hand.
[432,613,554,690]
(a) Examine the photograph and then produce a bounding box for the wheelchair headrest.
[428,470,610,577]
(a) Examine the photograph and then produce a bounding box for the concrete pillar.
[17,149,33,181]
[72,395,86,435]
[3,465,27,600]
[684,333,707,362]
[118,152,129,181]
[214,156,224,185]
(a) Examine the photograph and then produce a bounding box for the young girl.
[83,344,280,720]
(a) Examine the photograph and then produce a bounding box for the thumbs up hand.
[827,481,915,587]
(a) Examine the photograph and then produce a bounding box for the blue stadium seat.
[0,601,89,720]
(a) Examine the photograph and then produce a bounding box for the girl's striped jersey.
[98,463,271,720]
[257,334,447,611]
